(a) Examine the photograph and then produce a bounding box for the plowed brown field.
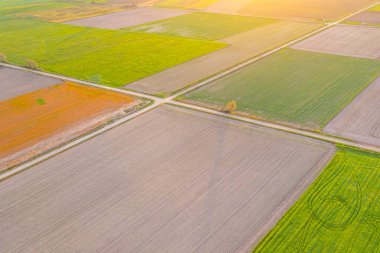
[0,82,137,171]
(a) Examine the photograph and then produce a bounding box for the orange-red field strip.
[0,81,137,171]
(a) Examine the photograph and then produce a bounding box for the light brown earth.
[324,77,380,147]
[0,66,61,101]
[65,7,189,29]
[126,21,321,94]
[0,105,335,253]
[239,0,376,21]
[0,82,138,172]
[346,11,380,25]
[206,0,252,14]
[291,25,380,59]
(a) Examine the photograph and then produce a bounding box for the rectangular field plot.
[254,146,380,253]
[125,12,275,40]
[0,82,138,172]
[155,0,219,9]
[183,49,380,129]
[0,105,335,253]
[292,25,380,60]
[325,77,380,147]
[127,21,320,94]
[0,66,60,101]
[346,11,380,25]
[239,0,376,21]
[0,18,224,87]
[65,7,189,29]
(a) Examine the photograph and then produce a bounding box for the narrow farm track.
[1,0,380,180]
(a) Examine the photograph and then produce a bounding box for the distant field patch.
[183,49,380,129]
[292,25,380,60]
[254,146,380,252]
[0,81,138,171]
[0,0,74,17]
[0,66,60,101]
[156,0,219,9]
[345,11,380,25]
[0,18,224,87]
[239,0,376,21]
[369,4,380,12]
[66,7,189,29]
[125,12,276,40]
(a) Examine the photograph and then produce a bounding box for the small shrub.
[26,59,40,70]
[222,100,237,113]
[0,53,7,63]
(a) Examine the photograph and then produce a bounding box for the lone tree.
[0,53,7,63]
[222,100,237,113]
[26,59,40,70]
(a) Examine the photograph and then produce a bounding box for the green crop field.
[369,4,380,12]
[125,12,276,40]
[254,146,380,252]
[0,18,225,87]
[0,0,75,17]
[183,49,380,129]
[156,0,219,9]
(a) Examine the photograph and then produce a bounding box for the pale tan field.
[325,77,380,147]
[127,20,321,94]
[0,82,137,171]
[0,105,335,252]
[65,7,189,29]
[292,25,380,59]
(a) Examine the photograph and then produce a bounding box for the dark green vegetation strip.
[0,18,225,87]
[184,49,380,129]
[254,146,380,253]
[125,12,276,40]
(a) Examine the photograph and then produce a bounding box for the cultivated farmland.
[254,146,380,253]
[239,0,377,21]
[65,7,189,29]
[156,0,219,9]
[125,12,276,40]
[0,18,224,87]
[127,21,321,94]
[346,11,380,25]
[183,49,380,129]
[0,81,138,172]
[0,0,137,22]
[292,25,380,60]
[325,77,380,147]
[0,66,60,101]
[0,105,335,252]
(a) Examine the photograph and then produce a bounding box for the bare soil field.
[292,25,380,59]
[0,82,138,172]
[127,21,321,94]
[324,77,380,147]
[206,0,252,14]
[0,105,335,252]
[65,7,189,29]
[239,0,376,21]
[346,11,380,25]
[0,66,60,101]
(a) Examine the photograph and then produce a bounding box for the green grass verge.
[183,49,380,129]
[125,12,276,40]
[0,18,225,87]
[254,146,380,252]
[155,0,219,9]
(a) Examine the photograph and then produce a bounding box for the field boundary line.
[168,101,380,153]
